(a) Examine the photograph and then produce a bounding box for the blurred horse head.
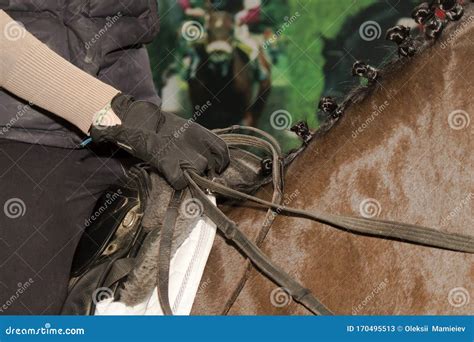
[188,10,271,129]
[205,11,235,72]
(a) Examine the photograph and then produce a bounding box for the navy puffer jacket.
[0,0,160,147]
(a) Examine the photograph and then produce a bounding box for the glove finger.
[179,153,208,175]
[158,158,187,190]
[206,134,230,173]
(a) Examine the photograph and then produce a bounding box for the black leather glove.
[90,94,229,190]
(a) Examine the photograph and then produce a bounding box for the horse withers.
[188,11,271,129]
[193,4,474,315]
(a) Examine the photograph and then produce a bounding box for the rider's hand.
[90,94,230,190]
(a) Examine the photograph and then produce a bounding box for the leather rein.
[157,126,474,315]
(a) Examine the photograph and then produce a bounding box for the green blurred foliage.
[260,0,291,30]
[148,0,184,92]
[147,0,380,150]
[285,0,375,128]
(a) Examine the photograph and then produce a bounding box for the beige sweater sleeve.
[0,10,121,133]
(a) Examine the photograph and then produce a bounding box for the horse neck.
[285,17,473,236]
[193,9,473,316]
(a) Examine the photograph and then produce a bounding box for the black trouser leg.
[0,139,124,315]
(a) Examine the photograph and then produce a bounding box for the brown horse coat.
[193,7,474,315]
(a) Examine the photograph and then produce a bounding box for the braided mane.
[312,1,473,138]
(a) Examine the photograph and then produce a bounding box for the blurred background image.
[147,0,419,150]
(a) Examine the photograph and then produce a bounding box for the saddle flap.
[70,167,148,278]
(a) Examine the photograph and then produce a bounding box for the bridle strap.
[157,189,185,315]
[188,171,474,254]
[216,128,286,314]
[156,126,473,316]
[184,171,333,315]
